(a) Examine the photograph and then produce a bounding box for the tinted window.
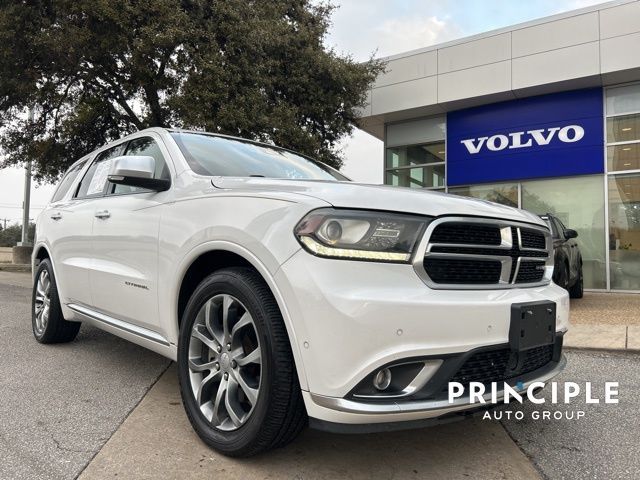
[552,218,566,238]
[75,144,126,198]
[51,160,87,203]
[110,137,170,195]
[171,132,347,181]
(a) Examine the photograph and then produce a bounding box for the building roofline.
[378,0,632,62]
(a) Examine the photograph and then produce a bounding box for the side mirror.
[564,229,578,239]
[107,155,170,192]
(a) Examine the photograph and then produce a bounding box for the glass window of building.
[385,142,445,189]
[608,173,640,290]
[522,176,606,289]
[606,84,640,291]
[607,84,640,174]
[607,143,640,172]
[449,183,518,208]
[605,84,640,117]
[606,113,640,144]
[385,116,446,190]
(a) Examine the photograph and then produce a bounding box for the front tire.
[178,267,306,457]
[554,261,569,290]
[569,264,584,299]
[32,259,81,343]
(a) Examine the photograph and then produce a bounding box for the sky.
[0,0,608,226]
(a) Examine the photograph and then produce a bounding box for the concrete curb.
[563,324,640,353]
[0,264,31,273]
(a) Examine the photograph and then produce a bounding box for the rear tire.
[569,264,584,299]
[177,267,306,457]
[31,259,81,343]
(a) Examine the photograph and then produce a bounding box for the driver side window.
[75,144,126,199]
[109,137,170,195]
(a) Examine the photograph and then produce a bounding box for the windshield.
[171,132,348,181]
[539,216,556,237]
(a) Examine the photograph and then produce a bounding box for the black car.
[540,213,583,298]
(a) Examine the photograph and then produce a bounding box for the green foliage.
[0,0,383,182]
[0,223,35,247]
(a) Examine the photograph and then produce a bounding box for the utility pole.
[18,107,33,247]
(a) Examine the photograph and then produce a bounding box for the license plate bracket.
[509,301,556,351]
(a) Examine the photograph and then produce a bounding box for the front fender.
[166,239,308,390]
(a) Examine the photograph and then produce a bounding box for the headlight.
[294,208,430,263]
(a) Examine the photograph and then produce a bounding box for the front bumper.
[275,249,570,426]
[308,354,567,433]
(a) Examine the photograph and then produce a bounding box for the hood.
[211,177,544,226]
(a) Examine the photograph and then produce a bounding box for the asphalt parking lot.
[0,272,171,479]
[1,271,639,479]
[502,350,640,479]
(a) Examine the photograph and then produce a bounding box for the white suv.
[32,128,569,456]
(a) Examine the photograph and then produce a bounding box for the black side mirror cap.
[565,229,578,239]
[108,174,170,192]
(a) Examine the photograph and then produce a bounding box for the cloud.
[374,15,462,58]
[324,5,465,184]
[324,1,464,61]
[0,167,54,225]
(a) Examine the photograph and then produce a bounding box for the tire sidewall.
[31,259,62,343]
[570,265,584,298]
[555,261,569,290]
[177,270,277,453]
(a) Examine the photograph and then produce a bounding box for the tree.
[0,0,382,182]
[0,223,36,247]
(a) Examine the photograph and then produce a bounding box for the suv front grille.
[520,229,547,249]
[418,218,551,288]
[430,223,502,245]
[424,258,502,284]
[515,260,546,283]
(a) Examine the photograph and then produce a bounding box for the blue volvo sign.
[446,89,604,186]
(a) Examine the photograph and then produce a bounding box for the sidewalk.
[0,263,30,273]
[564,324,639,350]
[565,292,640,352]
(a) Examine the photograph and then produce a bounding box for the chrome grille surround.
[413,216,553,290]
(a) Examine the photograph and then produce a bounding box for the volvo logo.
[460,125,585,155]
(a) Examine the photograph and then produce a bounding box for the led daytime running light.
[300,236,410,262]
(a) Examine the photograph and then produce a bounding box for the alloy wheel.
[187,294,262,431]
[34,269,51,335]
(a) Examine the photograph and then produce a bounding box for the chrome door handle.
[95,210,111,219]
[50,212,62,221]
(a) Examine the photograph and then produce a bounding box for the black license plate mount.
[509,301,556,351]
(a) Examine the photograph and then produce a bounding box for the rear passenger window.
[110,137,170,195]
[51,160,87,203]
[75,144,126,199]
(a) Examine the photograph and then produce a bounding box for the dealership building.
[357,0,640,293]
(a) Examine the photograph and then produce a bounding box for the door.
[550,217,575,282]
[557,218,580,280]
[89,135,173,336]
[43,158,95,306]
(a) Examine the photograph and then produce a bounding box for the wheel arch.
[32,243,54,282]
[173,241,308,390]
[33,243,51,264]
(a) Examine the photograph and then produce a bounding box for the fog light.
[373,368,392,391]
